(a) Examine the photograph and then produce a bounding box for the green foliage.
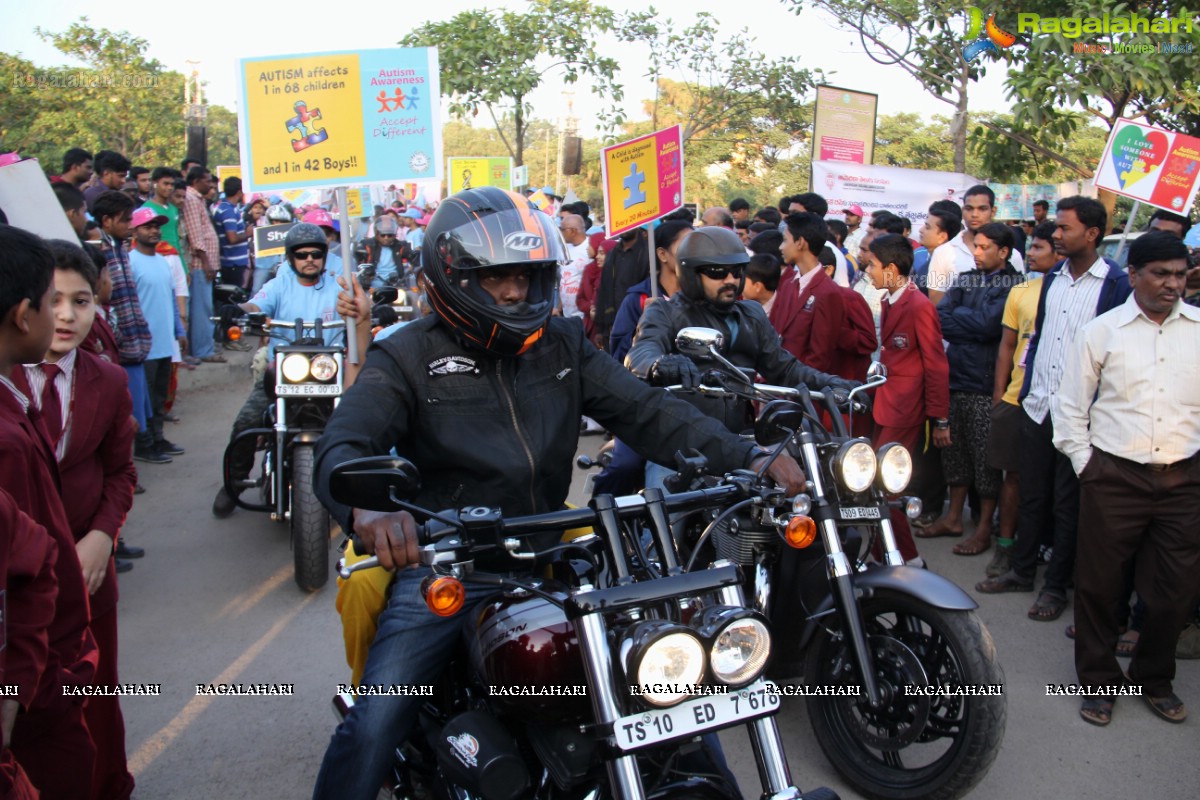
[401,0,623,166]
[1,18,239,172]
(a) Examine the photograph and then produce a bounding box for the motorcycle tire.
[290,445,331,592]
[802,593,1005,800]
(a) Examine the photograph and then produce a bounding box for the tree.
[1,18,240,171]
[619,10,818,144]
[401,0,623,167]
[784,1,990,172]
[973,0,1200,208]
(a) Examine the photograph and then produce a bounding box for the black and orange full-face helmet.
[422,187,565,357]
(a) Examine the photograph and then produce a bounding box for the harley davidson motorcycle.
[330,455,840,800]
[657,327,1006,800]
[218,312,346,591]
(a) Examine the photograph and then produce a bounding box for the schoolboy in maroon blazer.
[0,488,59,800]
[0,228,99,800]
[862,234,951,563]
[12,240,136,800]
[776,213,847,375]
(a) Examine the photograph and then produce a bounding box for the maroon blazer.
[0,488,59,711]
[14,352,135,618]
[0,389,98,706]
[772,266,846,375]
[874,284,950,428]
[81,311,120,366]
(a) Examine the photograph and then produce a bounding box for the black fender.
[797,564,976,652]
[290,430,323,445]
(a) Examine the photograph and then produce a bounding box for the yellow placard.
[447,157,512,194]
[216,165,242,188]
[345,188,367,216]
[241,53,368,186]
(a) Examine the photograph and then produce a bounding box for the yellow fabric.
[1001,276,1043,406]
[336,506,595,685]
[335,541,393,687]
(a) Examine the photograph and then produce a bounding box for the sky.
[2,0,1015,136]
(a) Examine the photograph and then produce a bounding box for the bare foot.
[914,517,964,538]
[953,534,992,555]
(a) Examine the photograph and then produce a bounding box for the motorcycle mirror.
[754,400,806,446]
[867,362,887,381]
[373,287,399,305]
[675,327,724,360]
[329,456,422,512]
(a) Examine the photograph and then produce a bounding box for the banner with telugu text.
[812,160,979,225]
[237,47,442,192]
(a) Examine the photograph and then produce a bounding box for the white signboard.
[811,160,980,226]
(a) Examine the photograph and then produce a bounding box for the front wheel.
[802,593,1005,800]
[290,445,331,592]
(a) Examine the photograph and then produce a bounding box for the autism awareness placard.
[601,125,684,237]
[238,48,442,192]
[1095,119,1200,214]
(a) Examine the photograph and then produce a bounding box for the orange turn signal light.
[227,325,242,342]
[784,515,818,549]
[421,575,466,617]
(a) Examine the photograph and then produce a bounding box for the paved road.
[116,366,1198,799]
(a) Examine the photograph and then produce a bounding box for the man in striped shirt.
[977,197,1132,623]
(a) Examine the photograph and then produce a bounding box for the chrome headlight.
[834,440,877,493]
[878,443,913,494]
[700,608,772,686]
[280,353,311,382]
[624,622,706,707]
[310,354,338,382]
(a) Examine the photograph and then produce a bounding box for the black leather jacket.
[626,293,849,432]
[314,315,761,552]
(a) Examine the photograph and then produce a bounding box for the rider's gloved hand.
[651,354,702,389]
[218,304,242,328]
[351,508,419,571]
[822,379,870,414]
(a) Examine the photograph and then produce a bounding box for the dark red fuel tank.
[468,584,591,721]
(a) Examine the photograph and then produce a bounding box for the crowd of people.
[1,140,1198,799]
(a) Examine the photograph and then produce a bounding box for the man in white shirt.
[1052,231,1200,727]
[921,207,963,303]
[558,214,589,319]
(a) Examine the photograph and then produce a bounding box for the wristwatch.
[932,418,950,430]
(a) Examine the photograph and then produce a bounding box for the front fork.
[273,396,287,521]
[797,434,885,708]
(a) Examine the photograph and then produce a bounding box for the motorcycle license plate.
[613,680,780,752]
[275,383,341,396]
[839,506,882,520]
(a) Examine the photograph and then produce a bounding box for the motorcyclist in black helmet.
[211,222,369,517]
[627,225,862,436]
[309,186,811,800]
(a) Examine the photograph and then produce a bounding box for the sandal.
[1116,631,1140,658]
[953,536,992,556]
[1065,624,1127,641]
[200,354,227,363]
[975,573,1035,593]
[1144,692,1187,723]
[1080,696,1114,726]
[1028,591,1068,621]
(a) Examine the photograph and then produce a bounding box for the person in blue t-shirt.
[212,223,370,517]
[213,177,251,289]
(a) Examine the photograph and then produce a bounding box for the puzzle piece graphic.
[623,163,646,209]
[287,101,329,152]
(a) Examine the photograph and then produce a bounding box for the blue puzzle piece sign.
[623,163,647,209]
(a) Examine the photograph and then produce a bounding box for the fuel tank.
[469,584,590,721]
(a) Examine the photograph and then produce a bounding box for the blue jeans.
[312,568,502,800]
[122,363,150,434]
[188,269,215,359]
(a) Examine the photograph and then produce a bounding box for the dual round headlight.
[624,609,772,707]
[834,440,913,494]
[280,353,339,383]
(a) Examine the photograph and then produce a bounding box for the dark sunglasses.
[696,264,744,280]
[377,232,396,238]
[293,250,325,261]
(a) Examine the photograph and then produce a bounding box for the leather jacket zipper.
[497,360,538,512]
